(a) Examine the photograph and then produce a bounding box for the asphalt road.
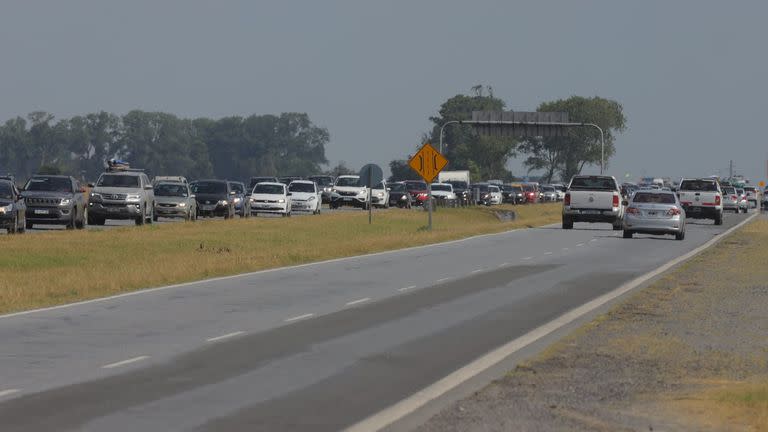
[0,211,751,431]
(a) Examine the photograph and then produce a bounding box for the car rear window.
[0,182,13,199]
[679,180,717,191]
[431,184,452,192]
[569,176,617,190]
[632,192,676,204]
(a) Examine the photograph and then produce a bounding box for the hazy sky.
[2,1,767,182]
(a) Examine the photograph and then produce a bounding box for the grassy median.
[0,203,561,314]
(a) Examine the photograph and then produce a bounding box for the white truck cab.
[562,175,624,230]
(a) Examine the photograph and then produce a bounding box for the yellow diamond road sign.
[409,143,448,183]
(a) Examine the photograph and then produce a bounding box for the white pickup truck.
[562,175,623,230]
[677,178,723,225]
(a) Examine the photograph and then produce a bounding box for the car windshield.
[389,183,406,192]
[569,176,617,190]
[542,186,555,192]
[25,177,72,193]
[474,185,490,192]
[512,187,523,193]
[632,192,676,204]
[253,184,285,195]
[679,180,717,191]
[309,176,334,186]
[191,181,227,194]
[289,182,315,193]
[431,184,452,192]
[229,183,244,194]
[722,187,736,194]
[406,182,427,191]
[154,183,188,197]
[335,177,360,187]
[489,186,500,192]
[0,182,13,199]
[447,181,468,189]
[97,174,139,188]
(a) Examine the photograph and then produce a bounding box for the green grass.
[0,203,561,314]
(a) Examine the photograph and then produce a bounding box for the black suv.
[0,179,26,234]
[191,180,236,219]
[22,175,87,230]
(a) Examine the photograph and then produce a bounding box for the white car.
[371,181,390,208]
[330,175,369,209]
[250,182,292,217]
[489,185,503,205]
[288,180,321,214]
[430,183,457,201]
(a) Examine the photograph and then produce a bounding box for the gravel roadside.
[418,217,768,432]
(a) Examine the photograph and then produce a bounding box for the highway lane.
[0,211,751,431]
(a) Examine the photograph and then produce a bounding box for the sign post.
[358,164,383,225]
[408,143,448,231]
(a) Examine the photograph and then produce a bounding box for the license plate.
[34,209,49,215]
[691,207,701,212]
[647,211,657,216]
[108,207,121,213]
[343,197,352,201]
[201,205,215,210]
[582,210,601,215]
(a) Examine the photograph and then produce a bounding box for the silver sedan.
[622,190,686,240]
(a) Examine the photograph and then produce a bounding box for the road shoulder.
[418,216,768,431]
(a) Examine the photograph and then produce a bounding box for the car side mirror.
[386,188,391,191]
[286,192,292,196]
[190,194,196,199]
[87,183,95,188]
[144,185,153,190]
[622,200,629,206]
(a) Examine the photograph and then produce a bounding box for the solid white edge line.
[576,243,585,247]
[101,355,149,369]
[0,224,561,320]
[0,389,20,398]
[521,257,533,260]
[471,269,483,274]
[206,331,245,342]
[398,285,417,292]
[284,313,314,323]
[342,213,758,432]
[543,252,553,255]
[436,277,451,283]
[346,298,371,307]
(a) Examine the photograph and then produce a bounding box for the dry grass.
[0,203,561,314]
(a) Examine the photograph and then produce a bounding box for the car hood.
[195,193,228,202]
[92,186,143,195]
[251,193,287,201]
[0,199,13,207]
[22,190,73,199]
[155,196,189,205]
[290,192,317,201]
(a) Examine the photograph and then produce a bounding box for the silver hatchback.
[623,190,686,240]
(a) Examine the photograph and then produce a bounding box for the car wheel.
[562,217,573,230]
[675,230,685,241]
[153,213,159,222]
[136,206,145,226]
[17,214,26,233]
[7,215,17,234]
[612,220,623,231]
[66,214,76,230]
[287,211,291,217]
[714,213,723,225]
[147,206,154,224]
[26,221,34,230]
[623,230,633,239]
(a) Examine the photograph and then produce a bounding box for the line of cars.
[563,175,761,241]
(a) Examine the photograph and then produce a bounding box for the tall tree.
[521,96,626,182]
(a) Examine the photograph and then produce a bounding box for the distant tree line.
[0,110,329,182]
[389,86,627,183]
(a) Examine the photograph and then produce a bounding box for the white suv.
[330,175,369,209]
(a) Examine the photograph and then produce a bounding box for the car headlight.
[59,198,72,206]
[376,192,384,198]
[218,200,228,205]
[359,189,367,195]
[233,197,242,204]
[178,202,187,207]
[0,204,12,214]
[324,187,332,192]
[278,199,286,203]
[400,194,408,200]
[308,196,316,201]
[126,194,142,203]
[90,192,102,199]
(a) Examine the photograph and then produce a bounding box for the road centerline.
[285,313,314,323]
[206,331,245,342]
[0,389,20,398]
[101,356,149,369]
[346,298,371,307]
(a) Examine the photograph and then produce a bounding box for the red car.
[403,180,429,206]
[521,184,539,203]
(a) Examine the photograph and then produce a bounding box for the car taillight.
[667,207,681,216]
[715,195,721,205]
[564,193,571,206]
[612,194,620,207]
[732,195,737,200]
[626,207,640,214]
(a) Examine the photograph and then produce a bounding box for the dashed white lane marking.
[590,239,598,242]
[471,269,483,274]
[398,285,417,292]
[0,389,20,398]
[206,331,245,342]
[576,243,585,247]
[346,298,371,307]
[543,252,553,255]
[285,313,314,322]
[522,257,533,260]
[498,263,510,268]
[102,356,149,369]
[561,247,569,251]
[436,277,451,283]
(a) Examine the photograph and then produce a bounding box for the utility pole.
[729,160,733,179]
